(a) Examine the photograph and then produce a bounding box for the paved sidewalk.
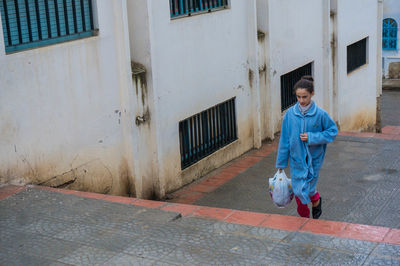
[167,91,400,228]
[1,185,399,265]
[1,91,399,265]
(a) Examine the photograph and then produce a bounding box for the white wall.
[382,0,400,78]
[336,0,378,131]
[261,0,329,138]
[139,0,259,195]
[0,0,135,195]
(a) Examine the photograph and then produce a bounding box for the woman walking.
[276,76,338,219]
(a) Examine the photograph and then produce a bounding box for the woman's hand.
[300,133,308,142]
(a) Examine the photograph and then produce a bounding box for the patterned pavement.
[0,186,399,265]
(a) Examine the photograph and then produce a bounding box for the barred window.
[280,63,313,112]
[0,0,96,53]
[179,98,237,169]
[170,0,228,19]
[383,18,397,50]
[347,37,368,73]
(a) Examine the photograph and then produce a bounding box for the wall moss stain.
[0,156,138,196]
[341,109,376,132]
[119,157,136,197]
[131,61,147,105]
[257,30,266,42]
[248,69,254,88]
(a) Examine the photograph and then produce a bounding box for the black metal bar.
[228,100,233,141]
[14,0,23,44]
[196,113,202,158]
[220,104,225,145]
[88,0,93,29]
[34,0,42,39]
[216,104,221,148]
[79,0,85,31]
[211,107,216,151]
[200,111,204,155]
[232,99,237,139]
[71,0,77,33]
[54,0,61,36]
[183,120,189,165]
[25,0,32,41]
[205,110,210,153]
[193,115,198,161]
[44,0,51,38]
[62,0,69,35]
[3,0,12,46]
[226,101,231,141]
[179,122,184,165]
[189,117,194,163]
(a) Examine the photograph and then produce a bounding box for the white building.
[382,0,400,78]
[0,0,382,198]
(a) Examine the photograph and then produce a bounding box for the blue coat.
[276,102,337,202]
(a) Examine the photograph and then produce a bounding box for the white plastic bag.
[268,170,294,208]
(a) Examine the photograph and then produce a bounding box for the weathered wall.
[336,0,379,131]
[142,0,260,196]
[260,0,328,138]
[126,0,161,199]
[0,0,135,195]
[382,0,400,78]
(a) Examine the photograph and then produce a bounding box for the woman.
[276,76,337,219]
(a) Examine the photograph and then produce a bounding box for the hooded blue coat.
[276,102,337,204]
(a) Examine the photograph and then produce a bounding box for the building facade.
[382,0,400,78]
[0,0,382,198]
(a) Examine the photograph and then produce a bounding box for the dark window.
[383,18,397,50]
[170,0,228,19]
[179,98,237,170]
[280,62,313,112]
[347,37,367,73]
[0,0,95,53]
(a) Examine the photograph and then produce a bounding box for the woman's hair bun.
[301,75,314,82]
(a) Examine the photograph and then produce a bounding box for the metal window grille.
[383,18,397,50]
[0,0,95,53]
[347,37,367,73]
[179,98,237,170]
[169,0,228,19]
[280,62,312,112]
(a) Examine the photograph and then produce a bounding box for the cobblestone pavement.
[1,187,399,265]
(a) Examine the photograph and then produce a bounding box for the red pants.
[295,192,320,218]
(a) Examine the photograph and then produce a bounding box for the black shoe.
[312,198,322,219]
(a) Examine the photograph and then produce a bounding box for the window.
[170,0,228,19]
[179,98,237,169]
[0,0,95,53]
[347,37,367,73]
[280,62,313,112]
[383,18,398,50]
